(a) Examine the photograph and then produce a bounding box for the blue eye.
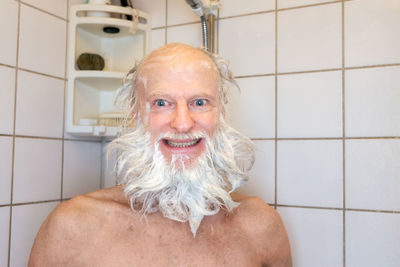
[195,99,206,106]
[155,99,167,107]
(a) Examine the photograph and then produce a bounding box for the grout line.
[345,62,400,71]
[341,1,346,266]
[0,63,16,70]
[274,0,278,207]
[166,20,200,29]
[20,1,67,21]
[8,1,21,265]
[277,0,342,12]
[165,0,168,44]
[219,9,275,21]
[18,67,66,81]
[9,199,62,207]
[235,73,275,79]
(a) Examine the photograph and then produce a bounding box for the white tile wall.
[21,0,68,19]
[63,141,101,198]
[152,29,166,51]
[345,67,400,137]
[278,0,336,9]
[15,71,64,138]
[0,0,18,67]
[18,5,66,78]
[167,23,203,47]
[167,0,200,26]
[0,66,15,135]
[219,0,275,18]
[10,202,58,267]
[227,76,275,138]
[345,0,400,67]
[278,3,341,72]
[346,139,400,211]
[0,137,13,205]
[134,0,166,28]
[13,138,62,203]
[219,13,275,76]
[278,207,343,267]
[346,211,400,267]
[278,71,342,138]
[237,140,275,203]
[277,140,343,208]
[0,207,9,267]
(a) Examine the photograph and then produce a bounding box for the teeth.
[166,139,200,148]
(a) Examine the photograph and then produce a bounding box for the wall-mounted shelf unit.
[66,4,151,137]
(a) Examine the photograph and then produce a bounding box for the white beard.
[108,118,254,236]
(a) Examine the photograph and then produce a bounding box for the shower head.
[185,0,204,16]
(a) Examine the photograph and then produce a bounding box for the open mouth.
[164,138,202,148]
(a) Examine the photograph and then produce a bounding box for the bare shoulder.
[231,193,292,267]
[28,186,128,267]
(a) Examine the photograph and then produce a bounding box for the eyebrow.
[147,91,217,101]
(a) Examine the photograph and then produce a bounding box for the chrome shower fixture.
[185,0,219,52]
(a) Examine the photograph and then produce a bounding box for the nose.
[170,102,195,133]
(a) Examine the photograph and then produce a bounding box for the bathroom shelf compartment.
[66,4,151,137]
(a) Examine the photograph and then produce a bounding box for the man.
[29,43,292,266]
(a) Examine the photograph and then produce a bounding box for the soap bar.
[76,53,105,70]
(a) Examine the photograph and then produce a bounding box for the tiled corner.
[277,140,343,208]
[21,0,68,19]
[219,0,275,18]
[345,67,400,137]
[134,0,166,28]
[63,141,101,198]
[0,207,10,267]
[346,211,400,267]
[15,71,64,138]
[219,13,275,76]
[18,5,66,78]
[10,202,58,267]
[167,0,200,26]
[13,138,62,203]
[227,76,275,138]
[151,28,166,51]
[277,3,341,73]
[278,207,343,267]
[0,0,18,66]
[237,140,275,204]
[277,71,342,138]
[167,23,203,48]
[0,137,13,205]
[345,0,400,67]
[0,66,16,135]
[278,0,336,9]
[346,139,400,211]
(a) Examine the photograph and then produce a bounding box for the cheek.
[194,111,219,135]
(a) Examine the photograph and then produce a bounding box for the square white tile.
[151,29,166,51]
[277,140,343,208]
[345,67,400,137]
[0,207,10,267]
[346,211,400,267]
[15,71,64,138]
[278,3,341,73]
[10,202,58,267]
[0,137,13,205]
[345,0,400,67]
[0,0,18,66]
[227,76,275,138]
[278,0,336,9]
[167,23,203,48]
[277,71,342,138]
[63,141,101,198]
[22,0,67,19]
[13,138,62,203]
[219,13,275,76]
[18,5,66,78]
[277,207,343,267]
[237,140,275,204]
[220,0,275,18]
[167,0,200,26]
[0,66,15,135]
[134,0,166,28]
[346,139,400,211]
